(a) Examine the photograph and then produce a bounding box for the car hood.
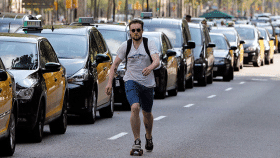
[8,70,37,88]
[59,58,87,77]
[213,49,229,58]
[243,40,255,48]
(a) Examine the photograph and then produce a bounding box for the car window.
[143,26,182,48]
[235,28,255,40]
[0,59,5,70]
[93,31,107,53]
[189,27,202,45]
[98,29,127,55]
[43,40,59,63]
[210,35,229,50]
[37,33,88,59]
[90,32,99,61]
[40,40,59,68]
[0,41,38,70]
[162,35,168,56]
[211,30,236,42]
[164,34,172,49]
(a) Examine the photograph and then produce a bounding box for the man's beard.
[133,35,142,41]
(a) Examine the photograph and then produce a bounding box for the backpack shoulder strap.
[143,37,153,63]
[125,39,132,68]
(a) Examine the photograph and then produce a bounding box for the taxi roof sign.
[78,17,94,24]
[22,20,43,32]
[140,12,153,19]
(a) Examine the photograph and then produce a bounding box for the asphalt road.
[12,54,280,158]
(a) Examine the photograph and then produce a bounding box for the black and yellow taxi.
[235,24,264,67]
[0,58,18,156]
[257,27,275,64]
[189,23,215,86]
[141,13,196,91]
[17,18,114,123]
[0,31,68,142]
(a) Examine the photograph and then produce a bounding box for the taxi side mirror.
[96,54,110,66]
[240,40,245,44]
[166,49,177,57]
[207,43,216,48]
[184,41,196,49]
[259,36,264,40]
[230,46,237,50]
[0,70,8,81]
[270,37,275,40]
[42,62,61,73]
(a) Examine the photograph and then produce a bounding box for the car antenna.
[8,22,11,33]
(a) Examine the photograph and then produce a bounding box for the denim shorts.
[124,80,154,112]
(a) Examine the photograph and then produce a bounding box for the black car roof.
[0,33,42,43]
[17,25,94,36]
[142,18,182,28]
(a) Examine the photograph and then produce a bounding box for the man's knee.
[131,103,140,112]
[142,110,153,118]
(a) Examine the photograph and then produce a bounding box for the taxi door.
[93,31,111,106]
[258,39,265,62]
[269,38,274,60]
[0,71,13,136]
[239,43,244,66]
[40,41,62,121]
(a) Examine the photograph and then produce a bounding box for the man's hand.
[142,67,153,76]
[105,84,112,96]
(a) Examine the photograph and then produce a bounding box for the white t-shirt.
[116,39,159,88]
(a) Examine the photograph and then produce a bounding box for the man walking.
[105,19,160,155]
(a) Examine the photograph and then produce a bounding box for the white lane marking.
[225,87,232,91]
[108,132,128,140]
[252,78,267,81]
[240,82,245,84]
[207,95,216,98]
[184,104,194,108]
[154,116,166,121]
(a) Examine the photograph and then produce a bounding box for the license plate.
[243,53,248,57]
[248,62,253,65]
[115,80,120,87]
[213,67,218,71]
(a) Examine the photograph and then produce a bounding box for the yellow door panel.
[43,72,57,119]
[230,50,234,66]
[240,44,244,64]
[276,36,278,49]
[166,56,177,88]
[97,61,110,106]
[259,40,265,60]
[269,40,274,59]
[0,74,13,135]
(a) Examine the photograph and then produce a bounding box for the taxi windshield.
[210,35,229,50]
[0,41,38,70]
[235,28,255,40]
[37,34,87,59]
[143,27,182,48]
[98,30,127,55]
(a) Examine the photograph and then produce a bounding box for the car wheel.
[253,55,261,67]
[271,58,274,64]
[31,101,44,143]
[185,69,194,89]
[99,87,114,118]
[168,78,178,96]
[240,60,243,69]
[265,56,270,65]
[230,66,234,80]
[154,74,166,99]
[83,90,97,124]
[0,109,16,156]
[49,95,68,134]
[198,71,207,86]
[207,69,213,84]
[234,58,240,71]
[178,67,185,92]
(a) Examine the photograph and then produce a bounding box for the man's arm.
[142,53,160,76]
[105,56,122,95]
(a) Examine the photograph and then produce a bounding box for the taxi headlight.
[17,88,34,100]
[246,47,256,51]
[68,69,89,83]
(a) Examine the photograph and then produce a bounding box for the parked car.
[17,17,115,124]
[0,32,68,142]
[0,12,28,33]
[234,24,264,67]
[257,27,275,64]
[189,23,215,86]
[142,15,196,91]
[0,58,18,156]
[210,27,246,71]
[210,33,236,81]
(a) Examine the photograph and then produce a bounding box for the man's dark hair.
[186,15,191,18]
[129,19,144,30]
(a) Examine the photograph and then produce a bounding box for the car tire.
[178,67,185,92]
[265,56,270,65]
[253,55,261,67]
[31,100,44,143]
[99,87,114,118]
[185,69,194,89]
[234,58,240,71]
[230,66,234,80]
[0,109,16,156]
[154,75,166,99]
[198,71,207,86]
[49,95,68,134]
[207,69,213,84]
[168,79,178,96]
[271,58,274,64]
[83,90,97,124]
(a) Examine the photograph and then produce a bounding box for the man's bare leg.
[130,103,141,140]
[142,110,153,139]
